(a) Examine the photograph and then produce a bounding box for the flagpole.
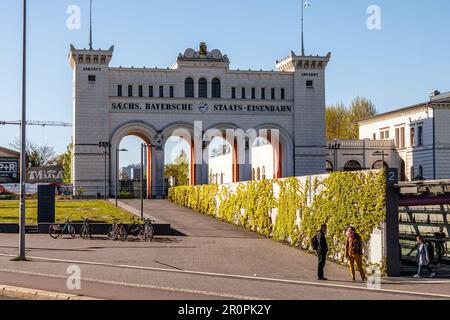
[301,0,305,56]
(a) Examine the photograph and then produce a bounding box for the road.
[0,200,449,300]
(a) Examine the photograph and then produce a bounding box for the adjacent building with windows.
[357,91,450,181]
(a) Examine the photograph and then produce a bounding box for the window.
[410,127,415,146]
[418,166,424,179]
[418,126,424,146]
[326,160,334,173]
[395,127,405,148]
[380,128,390,140]
[410,167,415,180]
[212,78,221,98]
[373,133,377,140]
[117,85,122,97]
[170,86,174,98]
[159,86,164,98]
[149,86,154,97]
[344,160,362,172]
[128,85,133,97]
[251,88,256,99]
[241,88,246,99]
[185,78,194,98]
[88,75,96,83]
[261,88,266,100]
[271,88,275,100]
[306,80,314,88]
[198,78,207,98]
[231,87,236,99]
[138,85,143,97]
[281,88,285,100]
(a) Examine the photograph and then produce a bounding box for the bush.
[118,191,134,199]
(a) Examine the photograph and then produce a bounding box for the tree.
[10,139,57,168]
[164,150,190,186]
[349,96,377,138]
[326,97,377,140]
[326,102,354,140]
[56,141,73,183]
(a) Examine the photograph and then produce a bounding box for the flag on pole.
[304,0,311,8]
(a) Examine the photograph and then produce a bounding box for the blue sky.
[1,0,449,167]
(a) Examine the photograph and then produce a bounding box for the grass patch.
[0,200,136,224]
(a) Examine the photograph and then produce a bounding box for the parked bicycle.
[127,217,154,242]
[108,217,128,241]
[49,217,76,239]
[80,218,93,240]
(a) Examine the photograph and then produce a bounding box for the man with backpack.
[414,236,436,279]
[312,224,329,281]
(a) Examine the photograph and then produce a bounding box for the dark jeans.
[317,252,327,279]
[417,264,433,276]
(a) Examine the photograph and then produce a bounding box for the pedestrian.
[414,236,436,279]
[312,224,329,281]
[434,227,447,266]
[345,227,367,282]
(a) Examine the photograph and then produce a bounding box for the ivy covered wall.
[169,170,387,267]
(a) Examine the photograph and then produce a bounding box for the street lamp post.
[115,148,128,207]
[99,142,111,200]
[140,144,147,220]
[373,151,387,170]
[18,0,27,261]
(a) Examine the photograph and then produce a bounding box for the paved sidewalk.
[0,200,448,300]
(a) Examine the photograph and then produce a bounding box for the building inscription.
[111,102,292,114]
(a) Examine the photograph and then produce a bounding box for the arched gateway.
[69,43,331,198]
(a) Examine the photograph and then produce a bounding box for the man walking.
[313,224,329,281]
[345,227,367,282]
[434,227,447,266]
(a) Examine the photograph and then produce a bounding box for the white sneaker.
[430,273,436,278]
[413,274,421,279]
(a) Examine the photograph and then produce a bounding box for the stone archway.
[110,122,157,199]
[254,124,294,180]
[161,122,199,188]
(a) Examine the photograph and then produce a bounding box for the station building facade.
[358,91,450,181]
[69,43,331,197]
[327,91,450,182]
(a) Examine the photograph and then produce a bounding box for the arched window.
[418,166,424,179]
[252,168,256,180]
[185,78,194,98]
[326,161,334,173]
[399,159,406,181]
[257,168,261,180]
[344,160,362,172]
[262,166,266,180]
[212,78,221,98]
[372,161,389,170]
[199,78,207,98]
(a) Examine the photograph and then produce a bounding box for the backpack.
[427,241,435,265]
[311,235,319,251]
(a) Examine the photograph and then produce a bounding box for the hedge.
[169,170,386,269]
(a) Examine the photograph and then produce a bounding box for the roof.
[0,146,20,158]
[358,91,450,125]
[357,102,430,124]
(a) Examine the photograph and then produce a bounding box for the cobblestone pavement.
[0,200,449,300]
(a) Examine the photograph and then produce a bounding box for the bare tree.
[9,139,57,168]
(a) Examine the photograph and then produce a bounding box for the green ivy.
[169,171,386,268]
